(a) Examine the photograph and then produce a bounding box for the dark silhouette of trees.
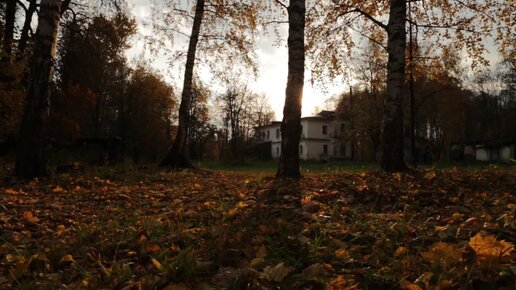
[15,0,63,178]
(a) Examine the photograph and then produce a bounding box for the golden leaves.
[421,242,462,269]
[22,211,40,223]
[151,258,162,270]
[468,233,514,260]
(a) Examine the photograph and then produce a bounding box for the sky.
[125,1,505,121]
[126,0,344,120]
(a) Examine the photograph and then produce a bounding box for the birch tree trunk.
[381,0,407,172]
[160,0,205,168]
[15,0,63,178]
[277,0,305,178]
[2,0,16,56]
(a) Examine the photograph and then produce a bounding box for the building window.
[267,130,270,140]
[276,128,280,138]
[322,125,328,135]
[300,145,303,154]
[276,147,280,155]
[323,144,328,154]
[300,125,303,136]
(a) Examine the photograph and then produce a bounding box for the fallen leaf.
[261,262,293,282]
[395,246,408,257]
[400,279,422,290]
[22,211,40,223]
[469,233,514,259]
[151,258,162,270]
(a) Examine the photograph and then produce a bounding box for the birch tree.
[15,0,63,178]
[160,0,205,168]
[154,0,260,168]
[276,0,306,178]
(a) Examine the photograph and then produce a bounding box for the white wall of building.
[500,145,514,162]
[257,116,354,161]
[476,148,489,161]
[302,118,329,140]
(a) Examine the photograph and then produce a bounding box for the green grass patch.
[196,160,379,174]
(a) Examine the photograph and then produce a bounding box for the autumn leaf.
[56,224,66,236]
[395,246,408,257]
[52,186,64,193]
[301,195,312,205]
[22,211,40,223]
[421,242,462,269]
[151,258,162,270]
[164,283,189,290]
[60,254,75,263]
[468,233,514,259]
[400,279,422,290]
[261,262,293,282]
[3,188,18,195]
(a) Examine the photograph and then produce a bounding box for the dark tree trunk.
[381,0,407,172]
[2,0,16,56]
[17,0,38,56]
[15,0,63,178]
[276,0,305,178]
[160,0,205,168]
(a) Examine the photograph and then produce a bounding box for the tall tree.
[1,0,15,57]
[160,0,205,168]
[276,0,305,178]
[15,0,63,178]
[147,0,259,168]
[381,0,407,171]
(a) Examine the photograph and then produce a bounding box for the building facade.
[256,111,352,161]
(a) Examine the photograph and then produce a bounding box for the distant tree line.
[0,2,176,171]
[334,42,515,164]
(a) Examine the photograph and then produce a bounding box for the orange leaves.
[395,246,408,257]
[421,242,462,269]
[151,258,162,270]
[52,186,65,193]
[22,211,40,223]
[224,201,249,217]
[468,233,514,260]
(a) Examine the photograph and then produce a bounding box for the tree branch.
[348,25,387,51]
[274,0,288,10]
[352,8,387,31]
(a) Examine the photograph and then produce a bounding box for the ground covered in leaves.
[1,167,515,289]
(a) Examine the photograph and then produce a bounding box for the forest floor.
[0,166,515,289]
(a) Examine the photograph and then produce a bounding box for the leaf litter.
[0,167,515,289]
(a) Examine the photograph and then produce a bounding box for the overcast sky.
[126,0,346,119]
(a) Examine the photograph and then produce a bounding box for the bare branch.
[274,0,288,10]
[348,25,387,51]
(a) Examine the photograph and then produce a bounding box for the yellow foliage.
[468,233,514,259]
[151,258,162,270]
[421,242,462,269]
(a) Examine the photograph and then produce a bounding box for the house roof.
[256,121,281,129]
[256,110,338,129]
